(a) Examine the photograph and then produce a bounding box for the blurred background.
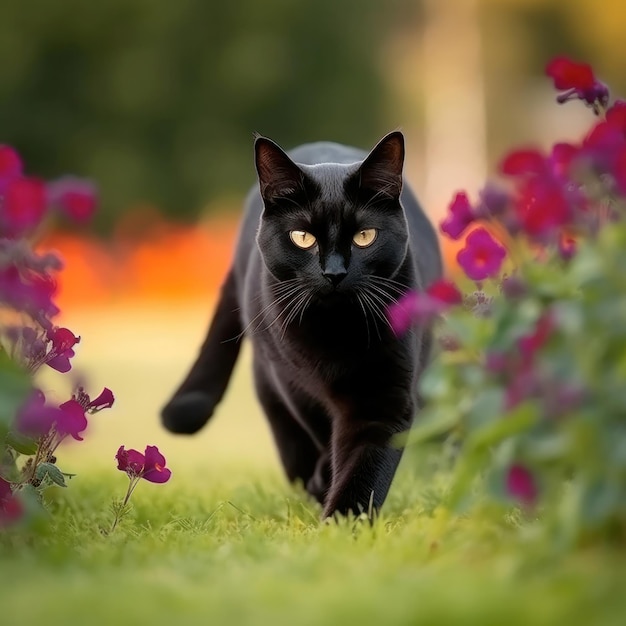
[10,0,624,474]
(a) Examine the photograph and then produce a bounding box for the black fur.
[161,132,442,518]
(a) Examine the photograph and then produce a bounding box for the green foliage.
[0,0,413,229]
[1,468,625,626]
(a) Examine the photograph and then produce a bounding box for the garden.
[2,57,626,625]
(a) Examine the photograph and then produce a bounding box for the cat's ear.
[254,136,305,204]
[357,131,405,199]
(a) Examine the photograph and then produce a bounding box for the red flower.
[56,399,89,441]
[0,176,48,238]
[45,327,80,373]
[514,178,571,238]
[505,464,538,506]
[545,57,609,110]
[116,445,172,483]
[0,145,23,192]
[501,149,547,177]
[0,477,24,528]
[47,176,98,223]
[457,228,506,281]
[440,192,475,240]
[387,280,462,335]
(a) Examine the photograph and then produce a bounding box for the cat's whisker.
[358,290,384,340]
[354,291,372,348]
[239,283,304,339]
[278,289,311,339]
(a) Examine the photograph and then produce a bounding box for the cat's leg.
[161,270,242,434]
[322,415,410,519]
[253,361,330,503]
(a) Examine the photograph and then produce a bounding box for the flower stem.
[109,476,140,534]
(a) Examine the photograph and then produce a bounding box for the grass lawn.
[2,303,625,625]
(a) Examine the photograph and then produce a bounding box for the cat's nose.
[322,253,347,287]
[323,269,347,287]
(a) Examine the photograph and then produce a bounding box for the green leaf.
[466,403,537,452]
[5,430,38,456]
[35,462,67,488]
[0,350,31,432]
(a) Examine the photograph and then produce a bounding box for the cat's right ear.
[254,136,305,205]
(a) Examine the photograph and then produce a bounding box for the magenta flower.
[545,57,609,110]
[0,265,60,330]
[0,145,23,192]
[514,177,571,238]
[116,445,172,483]
[440,192,475,240]
[387,280,462,335]
[47,176,98,223]
[56,399,89,441]
[0,477,24,528]
[505,464,538,506]
[518,313,554,365]
[457,228,506,281]
[500,148,547,177]
[84,387,115,412]
[15,389,63,438]
[45,327,80,373]
[0,176,48,238]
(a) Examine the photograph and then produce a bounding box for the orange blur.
[38,211,460,311]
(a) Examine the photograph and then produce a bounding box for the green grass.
[3,304,625,625]
[2,458,626,626]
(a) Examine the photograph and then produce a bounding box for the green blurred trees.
[0,0,412,229]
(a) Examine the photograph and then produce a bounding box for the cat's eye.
[289,230,317,249]
[353,228,377,248]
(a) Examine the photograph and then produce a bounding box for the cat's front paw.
[161,391,215,434]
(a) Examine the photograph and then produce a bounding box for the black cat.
[161,131,442,518]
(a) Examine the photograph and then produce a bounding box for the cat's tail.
[161,270,242,434]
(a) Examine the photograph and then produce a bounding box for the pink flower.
[440,192,475,240]
[0,176,48,238]
[85,387,115,412]
[116,445,172,483]
[47,176,98,223]
[545,57,609,110]
[387,280,462,335]
[457,228,506,281]
[505,464,538,506]
[0,477,24,528]
[45,327,80,373]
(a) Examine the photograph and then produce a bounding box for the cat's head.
[254,131,410,303]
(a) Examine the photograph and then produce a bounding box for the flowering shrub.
[0,147,171,531]
[391,56,626,544]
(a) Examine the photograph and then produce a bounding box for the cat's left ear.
[357,131,405,199]
[255,135,306,204]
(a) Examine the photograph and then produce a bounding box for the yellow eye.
[289,230,317,249]
[353,228,377,248]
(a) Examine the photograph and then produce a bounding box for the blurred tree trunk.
[421,0,487,219]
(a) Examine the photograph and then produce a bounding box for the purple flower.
[387,280,462,335]
[47,176,98,223]
[440,192,475,240]
[116,445,172,483]
[15,390,63,438]
[457,228,507,281]
[545,57,609,111]
[0,477,24,528]
[505,464,538,506]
